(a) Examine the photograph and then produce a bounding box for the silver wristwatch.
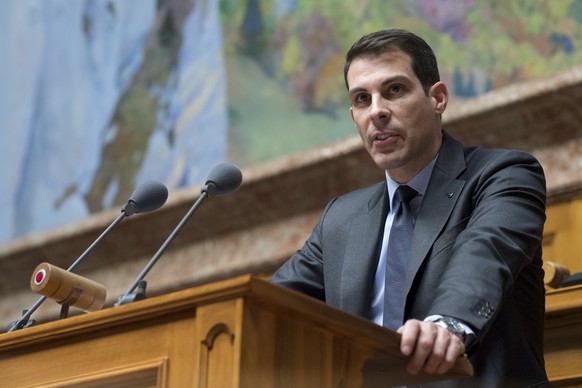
[434,316,467,342]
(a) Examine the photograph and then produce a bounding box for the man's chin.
[372,155,402,172]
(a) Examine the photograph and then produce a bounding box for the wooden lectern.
[0,275,472,387]
[544,284,582,386]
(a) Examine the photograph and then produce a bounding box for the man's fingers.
[435,335,465,374]
[402,320,438,374]
[398,320,466,375]
[398,320,421,356]
[422,326,450,374]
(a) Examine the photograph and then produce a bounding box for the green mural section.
[220,0,582,167]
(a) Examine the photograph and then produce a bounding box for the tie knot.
[394,185,417,204]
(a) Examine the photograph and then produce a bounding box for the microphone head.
[123,181,169,216]
[202,163,243,197]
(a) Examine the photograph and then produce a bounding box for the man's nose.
[370,97,391,123]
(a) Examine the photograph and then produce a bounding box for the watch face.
[442,317,464,336]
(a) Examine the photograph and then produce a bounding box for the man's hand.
[397,319,465,375]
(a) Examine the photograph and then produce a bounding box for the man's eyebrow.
[348,86,367,96]
[348,75,412,96]
[381,75,411,86]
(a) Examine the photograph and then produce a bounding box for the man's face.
[347,49,448,183]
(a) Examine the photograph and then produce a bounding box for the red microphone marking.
[34,269,46,285]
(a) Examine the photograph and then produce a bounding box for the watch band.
[434,316,467,342]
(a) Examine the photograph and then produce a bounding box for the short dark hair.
[344,29,440,95]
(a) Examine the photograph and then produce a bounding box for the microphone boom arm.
[115,163,242,306]
[117,191,209,304]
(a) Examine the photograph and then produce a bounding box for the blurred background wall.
[2,0,582,245]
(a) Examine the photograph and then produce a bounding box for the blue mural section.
[0,0,227,243]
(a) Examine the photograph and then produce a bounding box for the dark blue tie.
[383,185,417,330]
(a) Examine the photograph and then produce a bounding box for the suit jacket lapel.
[340,182,387,317]
[406,132,467,293]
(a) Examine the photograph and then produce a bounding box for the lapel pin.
[447,192,454,198]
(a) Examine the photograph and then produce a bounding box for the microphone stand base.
[115,280,148,306]
[6,310,38,332]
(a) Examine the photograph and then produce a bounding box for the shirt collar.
[385,154,438,208]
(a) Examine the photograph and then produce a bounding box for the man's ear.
[430,81,449,114]
[349,106,356,124]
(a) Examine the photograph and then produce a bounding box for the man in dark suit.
[270,29,549,387]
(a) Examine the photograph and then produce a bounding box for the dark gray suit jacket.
[271,131,549,387]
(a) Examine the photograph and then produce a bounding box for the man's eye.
[355,94,369,103]
[389,85,404,94]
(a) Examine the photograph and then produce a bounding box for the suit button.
[474,299,495,319]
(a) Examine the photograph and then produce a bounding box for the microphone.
[123,180,169,216]
[203,162,243,197]
[6,181,168,332]
[116,163,243,306]
[31,263,107,312]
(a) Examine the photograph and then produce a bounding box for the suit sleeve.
[269,198,339,301]
[423,149,546,339]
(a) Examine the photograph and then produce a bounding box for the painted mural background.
[1,0,581,243]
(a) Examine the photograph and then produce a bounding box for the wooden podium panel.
[545,284,582,387]
[0,275,472,387]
